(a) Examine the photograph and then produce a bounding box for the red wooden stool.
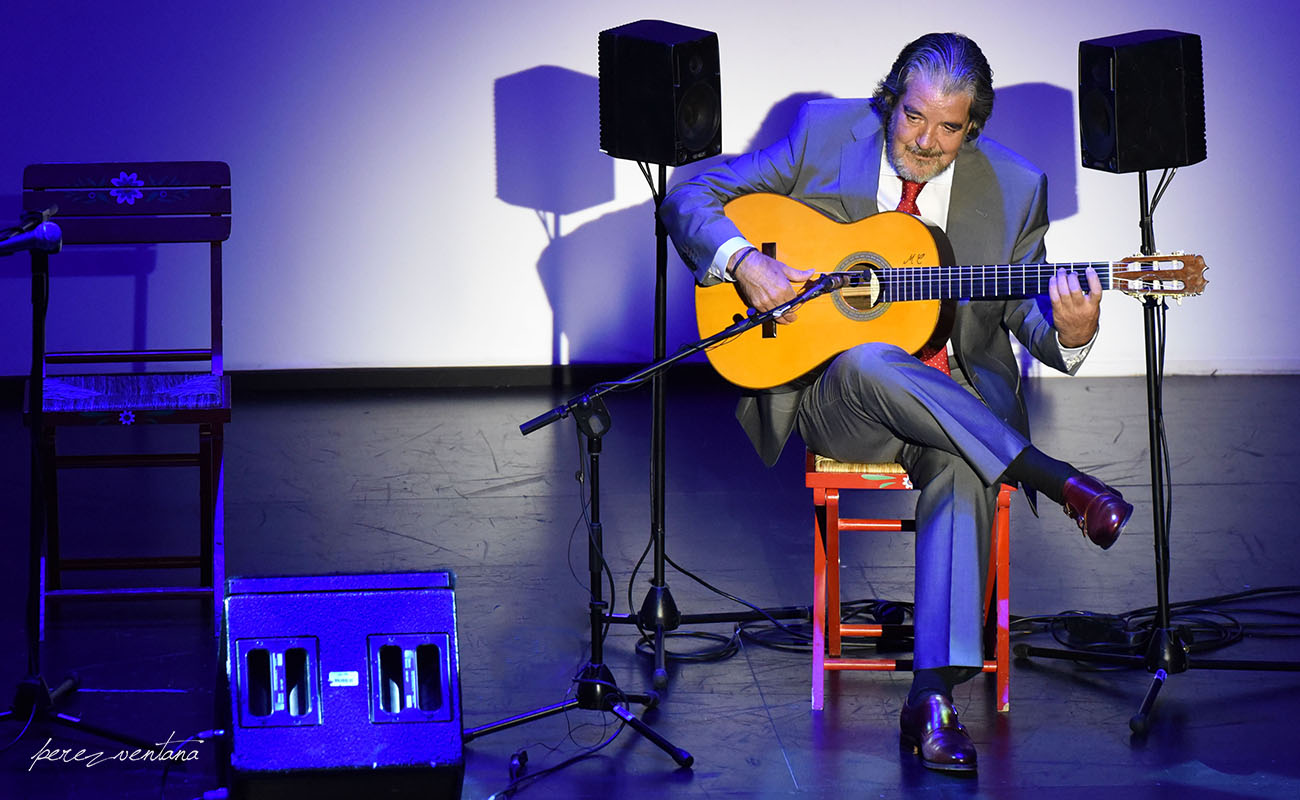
[808,452,1013,712]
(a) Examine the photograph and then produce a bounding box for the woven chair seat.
[43,373,229,414]
[811,455,908,475]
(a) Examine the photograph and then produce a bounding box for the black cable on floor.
[1010,585,1300,659]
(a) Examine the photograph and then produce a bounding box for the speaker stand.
[1013,171,1300,733]
[643,162,679,688]
[613,164,805,690]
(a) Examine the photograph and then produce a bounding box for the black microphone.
[0,221,62,256]
[17,204,59,234]
[816,272,856,290]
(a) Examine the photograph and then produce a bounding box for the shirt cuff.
[1057,328,1097,375]
[708,236,753,283]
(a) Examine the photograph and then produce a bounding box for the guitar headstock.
[1113,253,1208,300]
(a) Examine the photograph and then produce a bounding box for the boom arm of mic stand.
[517,274,843,436]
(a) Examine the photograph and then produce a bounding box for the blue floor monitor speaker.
[223,572,463,799]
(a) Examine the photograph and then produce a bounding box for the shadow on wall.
[0,189,160,372]
[497,79,830,366]
[983,82,1079,223]
[495,66,613,216]
[40,247,160,360]
[0,194,30,373]
[495,65,646,366]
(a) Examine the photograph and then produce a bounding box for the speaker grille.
[677,80,721,152]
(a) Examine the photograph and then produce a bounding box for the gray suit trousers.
[795,342,1030,669]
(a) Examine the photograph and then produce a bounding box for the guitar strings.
[868,262,1117,301]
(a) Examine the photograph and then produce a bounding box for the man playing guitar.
[661,31,1134,774]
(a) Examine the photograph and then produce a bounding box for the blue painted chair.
[23,161,231,635]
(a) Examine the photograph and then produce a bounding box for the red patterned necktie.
[895,179,950,375]
[897,178,925,216]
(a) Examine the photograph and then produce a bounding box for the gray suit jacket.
[660,99,1071,474]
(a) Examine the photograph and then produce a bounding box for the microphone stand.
[0,222,161,754]
[464,276,844,764]
[1012,172,1300,734]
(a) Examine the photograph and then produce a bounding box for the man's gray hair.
[871,32,995,141]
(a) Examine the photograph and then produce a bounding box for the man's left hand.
[1049,266,1102,348]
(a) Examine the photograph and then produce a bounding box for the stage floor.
[2,372,1299,799]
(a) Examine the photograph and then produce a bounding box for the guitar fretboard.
[857,262,1117,302]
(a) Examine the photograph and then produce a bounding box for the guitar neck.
[869,262,1115,302]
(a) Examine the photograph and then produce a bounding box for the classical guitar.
[695,193,1208,389]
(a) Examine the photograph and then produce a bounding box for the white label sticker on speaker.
[328,671,360,687]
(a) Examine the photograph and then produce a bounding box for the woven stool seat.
[43,373,230,416]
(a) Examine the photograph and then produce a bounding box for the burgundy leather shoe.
[899,692,977,773]
[1062,475,1133,549]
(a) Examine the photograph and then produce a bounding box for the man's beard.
[885,115,951,183]
[887,137,948,183]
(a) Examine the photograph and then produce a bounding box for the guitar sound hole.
[841,266,876,312]
[831,252,890,321]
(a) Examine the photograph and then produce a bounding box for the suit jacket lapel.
[840,115,885,221]
[946,142,1002,264]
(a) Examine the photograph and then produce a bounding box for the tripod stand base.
[1,673,160,753]
[637,585,679,689]
[615,583,808,689]
[462,662,692,767]
[1015,634,1300,736]
[1130,668,1167,735]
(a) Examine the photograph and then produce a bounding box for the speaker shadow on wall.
[981,82,1079,223]
[495,66,614,214]
[495,65,643,367]
[521,92,831,368]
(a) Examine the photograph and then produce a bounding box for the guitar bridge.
[761,241,778,338]
[733,312,778,338]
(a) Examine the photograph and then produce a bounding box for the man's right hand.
[731,249,815,324]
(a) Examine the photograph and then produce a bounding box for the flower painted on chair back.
[109,171,145,205]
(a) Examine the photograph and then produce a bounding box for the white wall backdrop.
[0,0,1292,377]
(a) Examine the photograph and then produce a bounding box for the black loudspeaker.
[598,19,721,166]
[222,572,463,799]
[1079,29,1206,173]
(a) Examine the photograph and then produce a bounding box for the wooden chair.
[807,452,1013,712]
[22,161,231,636]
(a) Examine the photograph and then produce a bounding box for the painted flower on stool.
[109,171,144,205]
[119,410,136,425]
